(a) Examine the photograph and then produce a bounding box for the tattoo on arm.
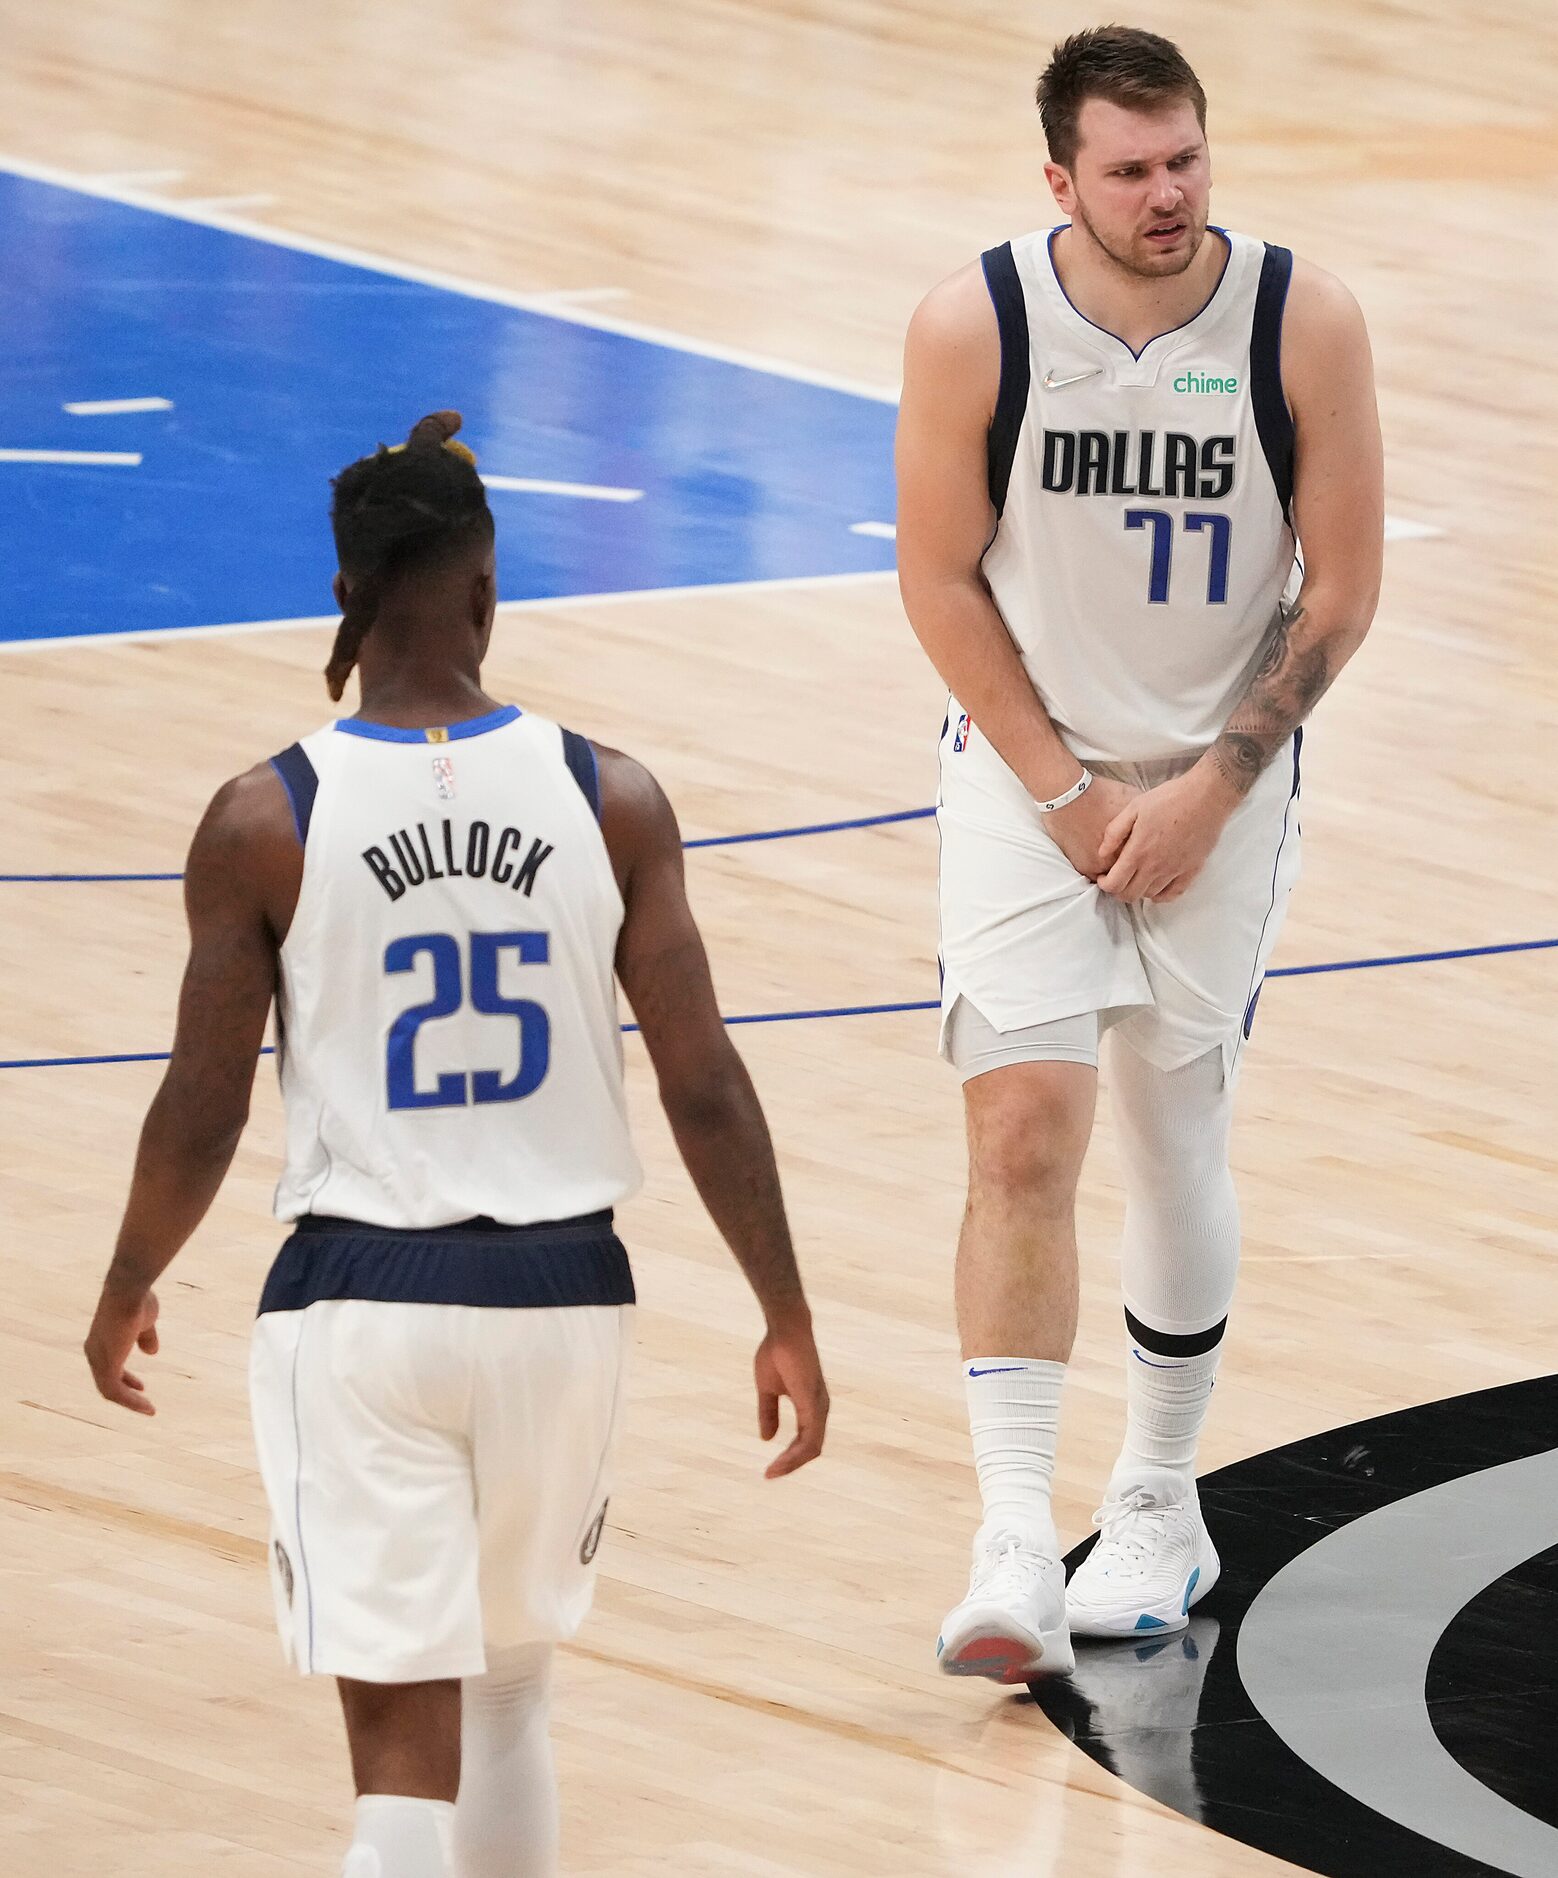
[1211,606,1337,796]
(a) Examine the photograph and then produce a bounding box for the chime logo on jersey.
[1173,369,1240,394]
[953,712,972,753]
[432,754,456,800]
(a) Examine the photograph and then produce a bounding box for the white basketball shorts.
[250,1296,631,1683]
[937,702,1302,1078]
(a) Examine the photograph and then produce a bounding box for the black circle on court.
[1025,1374,1558,1878]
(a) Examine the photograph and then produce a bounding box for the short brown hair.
[1036,27,1207,170]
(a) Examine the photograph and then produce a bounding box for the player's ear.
[1044,160,1074,211]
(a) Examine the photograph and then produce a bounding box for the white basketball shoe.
[937,1524,1075,1682]
[1065,1468,1220,1639]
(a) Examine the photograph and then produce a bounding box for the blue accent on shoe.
[935,1637,945,1657]
[1183,1566,1201,1614]
[1134,1613,1169,1631]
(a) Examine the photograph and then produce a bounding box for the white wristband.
[1035,768,1093,814]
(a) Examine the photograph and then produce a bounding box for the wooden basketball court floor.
[1,2,1554,1871]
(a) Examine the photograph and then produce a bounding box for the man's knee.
[964,1062,1095,1205]
[1109,1042,1234,1192]
[339,1678,461,1800]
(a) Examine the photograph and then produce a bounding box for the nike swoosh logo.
[1041,367,1102,390]
[967,1364,1030,1377]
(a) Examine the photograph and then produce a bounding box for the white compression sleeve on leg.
[453,1644,559,1878]
[1107,1042,1240,1485]
[1109,1041,1239,1337]
[342,1796,455,1878]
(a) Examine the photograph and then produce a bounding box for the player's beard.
[1073,192,1206,280]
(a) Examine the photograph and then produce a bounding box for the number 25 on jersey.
[385,930,550,1110]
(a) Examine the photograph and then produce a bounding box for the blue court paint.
[0,170,897,645]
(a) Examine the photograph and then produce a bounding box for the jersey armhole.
[1251,244,1296,523]
[269,743,319,845]
[979,242,1031,519]
[560,727,602,822]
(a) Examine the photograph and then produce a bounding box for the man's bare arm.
[86,767,296,1410]
[599,748,826,1475]
[895,265,1082,802]
[895,265,1137,873]
[1204,263,1384,800]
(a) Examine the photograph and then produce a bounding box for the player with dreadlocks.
[84,412,829,1878]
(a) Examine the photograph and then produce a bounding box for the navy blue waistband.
[260,1209,633,1313]
[289,1209,615,1243]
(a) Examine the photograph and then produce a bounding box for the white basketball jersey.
[979,226,1298,763]
[269,705,642,1230]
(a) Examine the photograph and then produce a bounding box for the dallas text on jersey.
[1040,430,1236,499]
[362,820,556,902]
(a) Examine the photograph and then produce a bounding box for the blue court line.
[1266,937,1558,977]
[0,871,185,883]
[0,805,941,881]
[682,807,936,849]
[4,936,1553,1070]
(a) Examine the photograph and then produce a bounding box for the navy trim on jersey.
[269,743,319,845]
[1250,244,1296,521]
[1045,224,1234,363]
[1240,726,1304,1041]
[257,1209,635,1312]
[561,728,602,821]
[980,243,1030,519]
[334,703,522,743]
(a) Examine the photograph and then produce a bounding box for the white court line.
[0,152,899,405]
[0,448,141,466]
[482,475,642,502]
[64,397,174,416]
[177,193,277,214]
[523,287,630,308]
[80,167,186,189]
[0,570,897,655]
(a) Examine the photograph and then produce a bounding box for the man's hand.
[1096,766,1238,903]
[1044,775,1141,880]
[84,1284,162,1416]
[754,1308,829,1479]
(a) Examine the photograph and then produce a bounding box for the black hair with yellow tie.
[325,410,494,701]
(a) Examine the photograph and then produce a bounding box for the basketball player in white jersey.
[83,413,829,1876]
[896,28,1383,1678]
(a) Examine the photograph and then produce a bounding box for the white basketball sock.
[454,1643,559,1878]
[343,1795,455,1878]
[963,1357,1065,1551]
[1111,1322,1224,1491]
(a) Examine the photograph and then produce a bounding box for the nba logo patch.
[432,755,456,800]
[952,712,972,754]
[274,1540,295,1606]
